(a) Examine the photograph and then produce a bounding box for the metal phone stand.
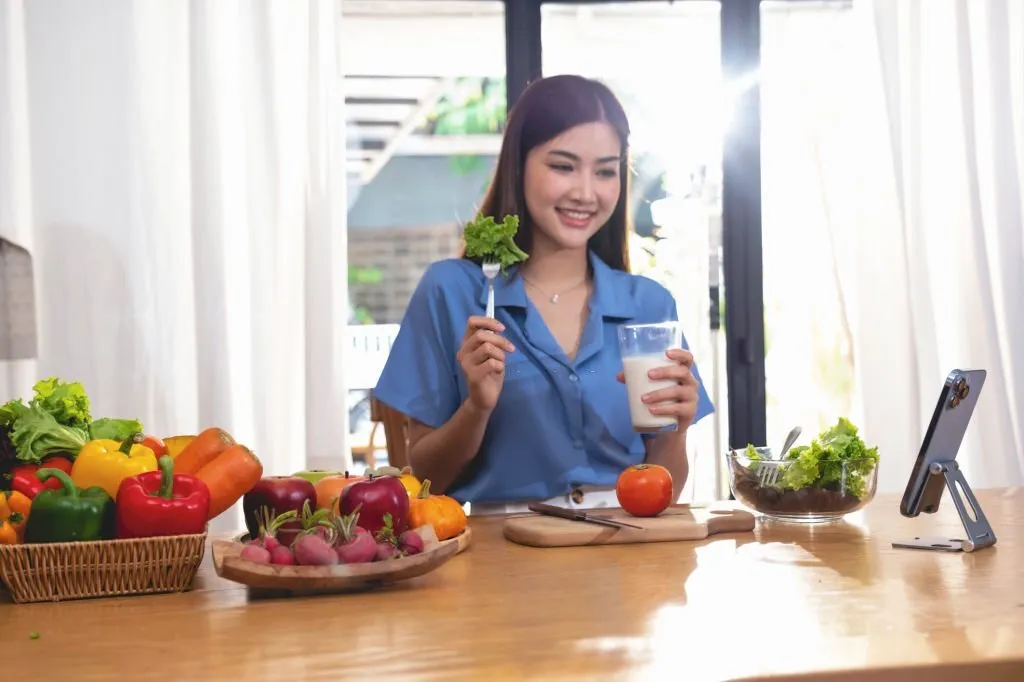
[892,460,997,553]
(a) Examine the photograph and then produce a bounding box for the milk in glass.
[622,354,677,430]
[617,321,684,432]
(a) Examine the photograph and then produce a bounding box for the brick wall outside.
[348,223,463,325]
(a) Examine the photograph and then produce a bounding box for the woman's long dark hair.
[462,74,632,272]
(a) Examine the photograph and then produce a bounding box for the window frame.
[496,0,768,451]
[408,0,769,452]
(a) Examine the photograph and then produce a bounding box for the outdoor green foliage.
[428,77,506,175]
[348,266,382,324]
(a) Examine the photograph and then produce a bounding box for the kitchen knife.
[528,503,645,530]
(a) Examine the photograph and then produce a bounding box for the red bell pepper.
[115,455,211,539]
[10,455,74,498]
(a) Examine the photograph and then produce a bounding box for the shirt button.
[572,439,583,449]
[569,373,579,382]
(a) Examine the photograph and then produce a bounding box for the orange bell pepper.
[0,515,21,544]
[0,489,31,541]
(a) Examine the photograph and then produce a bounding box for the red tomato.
[615,464,674,517]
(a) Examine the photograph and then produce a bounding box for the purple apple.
[242,476,317,546]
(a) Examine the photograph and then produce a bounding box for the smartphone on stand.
[900,369,986,518]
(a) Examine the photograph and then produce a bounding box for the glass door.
[541,2,728,501]
[760,1,866,452]
[341,1,506,469]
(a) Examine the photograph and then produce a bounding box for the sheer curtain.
[762,0,1023,496]
[854,0,1024,493]
[0,0,348,532]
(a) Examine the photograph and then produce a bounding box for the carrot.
[173,427,235,475]
[194,444,264,520]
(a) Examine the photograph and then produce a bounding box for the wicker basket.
[0,531,208,604]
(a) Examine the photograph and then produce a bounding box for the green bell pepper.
[23,468,116,543]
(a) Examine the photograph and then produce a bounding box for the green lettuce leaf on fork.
[463,214,529,273]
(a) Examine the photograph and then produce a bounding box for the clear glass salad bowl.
[726,446,879,523]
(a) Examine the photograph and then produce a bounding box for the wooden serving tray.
[503,505,755,548]
[212,526,471,596]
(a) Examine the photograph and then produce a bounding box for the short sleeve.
[651,287,716,428]
[371,264,461,428]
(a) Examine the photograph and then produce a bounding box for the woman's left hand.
[617,348,700,430]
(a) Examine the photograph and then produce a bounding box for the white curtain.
[762,0,1023,497]
[853,0,1024,494]
[0,0,348,532]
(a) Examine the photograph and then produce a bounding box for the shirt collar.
[587,250,638,319]
[475,250,639,319]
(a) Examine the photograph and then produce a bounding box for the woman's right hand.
[457,316,515,414]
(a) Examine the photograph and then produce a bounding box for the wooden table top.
[4,488,1024,681]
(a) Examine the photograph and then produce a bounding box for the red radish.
[336,533,377,563]
[326,505,376,563]
[375,542,398,561]
[292,533,338,566]
[240,544,271,563]
[313,525,332,542]
[399,529,424,556]
[250,506,299,551]
[270,545,294,565]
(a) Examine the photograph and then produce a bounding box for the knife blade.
[528,503,645,530]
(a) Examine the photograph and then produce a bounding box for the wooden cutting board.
[502,504,756,548]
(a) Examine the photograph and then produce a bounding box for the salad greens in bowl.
[727,417,880,523]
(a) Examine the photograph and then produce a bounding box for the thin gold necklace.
[520,274,588,304]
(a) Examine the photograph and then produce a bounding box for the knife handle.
[528,503,578,520]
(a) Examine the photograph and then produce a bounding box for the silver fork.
[758,461,784,487]
[757,425,802,487]
[483,261,500,318]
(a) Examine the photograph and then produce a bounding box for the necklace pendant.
[550,294,559,304]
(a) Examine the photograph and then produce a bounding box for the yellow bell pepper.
[70,432,159,499]
[398,467,422,498]
[163,435,196,460]
[370,465,423,498]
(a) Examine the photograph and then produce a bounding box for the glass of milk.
[617,321,684,432]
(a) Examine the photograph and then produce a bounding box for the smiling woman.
[371,75,715,511]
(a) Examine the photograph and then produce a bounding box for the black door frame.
[496,0,767,453]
